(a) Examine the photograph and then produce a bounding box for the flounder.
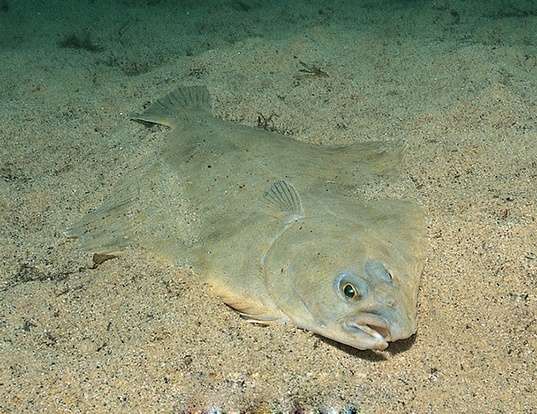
[68,86,426,351]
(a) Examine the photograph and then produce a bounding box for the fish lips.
[344,313,391,350]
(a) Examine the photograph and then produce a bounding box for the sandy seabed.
[1,0,536,412]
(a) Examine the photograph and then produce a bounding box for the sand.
[1,0,536,412]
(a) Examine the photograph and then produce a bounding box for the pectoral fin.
[263,180,304,223]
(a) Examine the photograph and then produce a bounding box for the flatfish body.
[68,86,426,350]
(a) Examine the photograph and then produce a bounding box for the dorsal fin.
[263,180,304,222]
[131,85,212,128]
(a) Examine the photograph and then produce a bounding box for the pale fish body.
[68,86,426,351]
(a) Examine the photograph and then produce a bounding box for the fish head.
[327,262,417,351]
[264,214,422,351]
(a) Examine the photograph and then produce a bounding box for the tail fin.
[65,161,188,258]
[131,85,212,127]
[65,176,141,255]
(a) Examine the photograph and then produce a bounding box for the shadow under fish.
[67,85,427,351]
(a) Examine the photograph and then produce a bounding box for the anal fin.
[208,278,284,323]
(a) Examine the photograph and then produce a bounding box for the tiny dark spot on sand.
[43,331,57,346]
[22,319,37,332]
[508,292,529,302]
[450,9,460,24]
[58,32,103,53]
[0,164,29,183]
[230,0,251,12]
[256,112,278,131]
[295,60,329,79]
[188,66,207,78]
[13,263,48,284]
[428,367,440,381]
[91,252,118,269]
[183,354,193,366]
[342,405,359,414]
[488,6,537,19]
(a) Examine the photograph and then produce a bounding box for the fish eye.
[342,283,359,300]
[334,272,367,301]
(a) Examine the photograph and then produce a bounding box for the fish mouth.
[344,313,391,350]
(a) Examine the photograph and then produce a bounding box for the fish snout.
[344,313,391,350]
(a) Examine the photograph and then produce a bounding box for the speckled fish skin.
[68,86,426,351]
